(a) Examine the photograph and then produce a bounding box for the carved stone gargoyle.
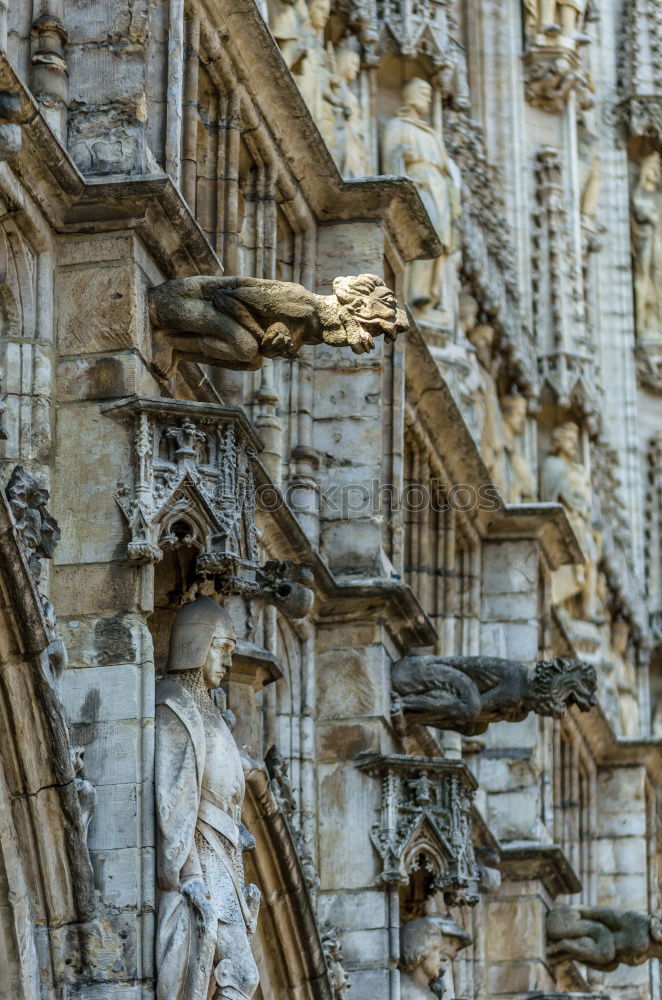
[546,905,662,971]
[148,274,409,378]
[391,654,596,736]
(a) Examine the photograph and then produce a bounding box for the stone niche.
[356,752,481,907]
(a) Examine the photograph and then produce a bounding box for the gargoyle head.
[333,274,409,353]
[532,657,597,717]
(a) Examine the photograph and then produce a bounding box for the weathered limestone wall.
[0,0,661,996]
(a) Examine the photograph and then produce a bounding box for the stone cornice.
[499,842,582,898]
[405,322,582,568]
[1,31,440,273]
[0,55,220,277]
[572,699,662,787]
[197,0,442,263]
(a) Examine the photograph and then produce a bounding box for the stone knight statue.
[155,595,261,1000]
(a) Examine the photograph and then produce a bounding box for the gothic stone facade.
[0,0,662,997]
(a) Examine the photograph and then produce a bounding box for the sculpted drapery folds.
[502,395,537,503]
[149,274,408,378]
[156,596,260,1000]
[540,421,600,619]
[547,906,662,970]
[382,78,461,317]
[631,151,662,344]
[391,654,596,735]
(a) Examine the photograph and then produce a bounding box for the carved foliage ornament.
[356,754,481,907]
[321,926,351,999]
[6,464,60,586]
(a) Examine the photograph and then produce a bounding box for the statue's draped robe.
[155,679,259,1000]
[382,111,460,312]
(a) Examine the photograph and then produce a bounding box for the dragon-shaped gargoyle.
[391,654,596,736]
[149,274,409,378]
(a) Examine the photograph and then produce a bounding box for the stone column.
[314,617,400,1000]
[474,536,560,998]
[314,220,399,579]
[53,231,164,992]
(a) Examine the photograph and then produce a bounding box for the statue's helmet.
[165,594,236,673]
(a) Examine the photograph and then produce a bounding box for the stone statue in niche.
[631,151,662,343]
[382,78,461,322]
[268,0,309,71]
[502,395,537,503]
[456,294,505,484]
[522,0,589,43]
[400,918,445,1000]
[467,321,505,486]
[294,0,336,142]
[391,653,596,735]
[541,422,600,621]
[610,618,640,737]
[149,274,409,378]
[547,906,662,970]
[155,595,260,1000]
[328,37,368,178]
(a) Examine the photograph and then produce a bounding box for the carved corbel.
[523,47,594,113]
[248,559,315,632]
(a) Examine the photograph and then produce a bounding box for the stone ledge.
[499,843,581,899]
